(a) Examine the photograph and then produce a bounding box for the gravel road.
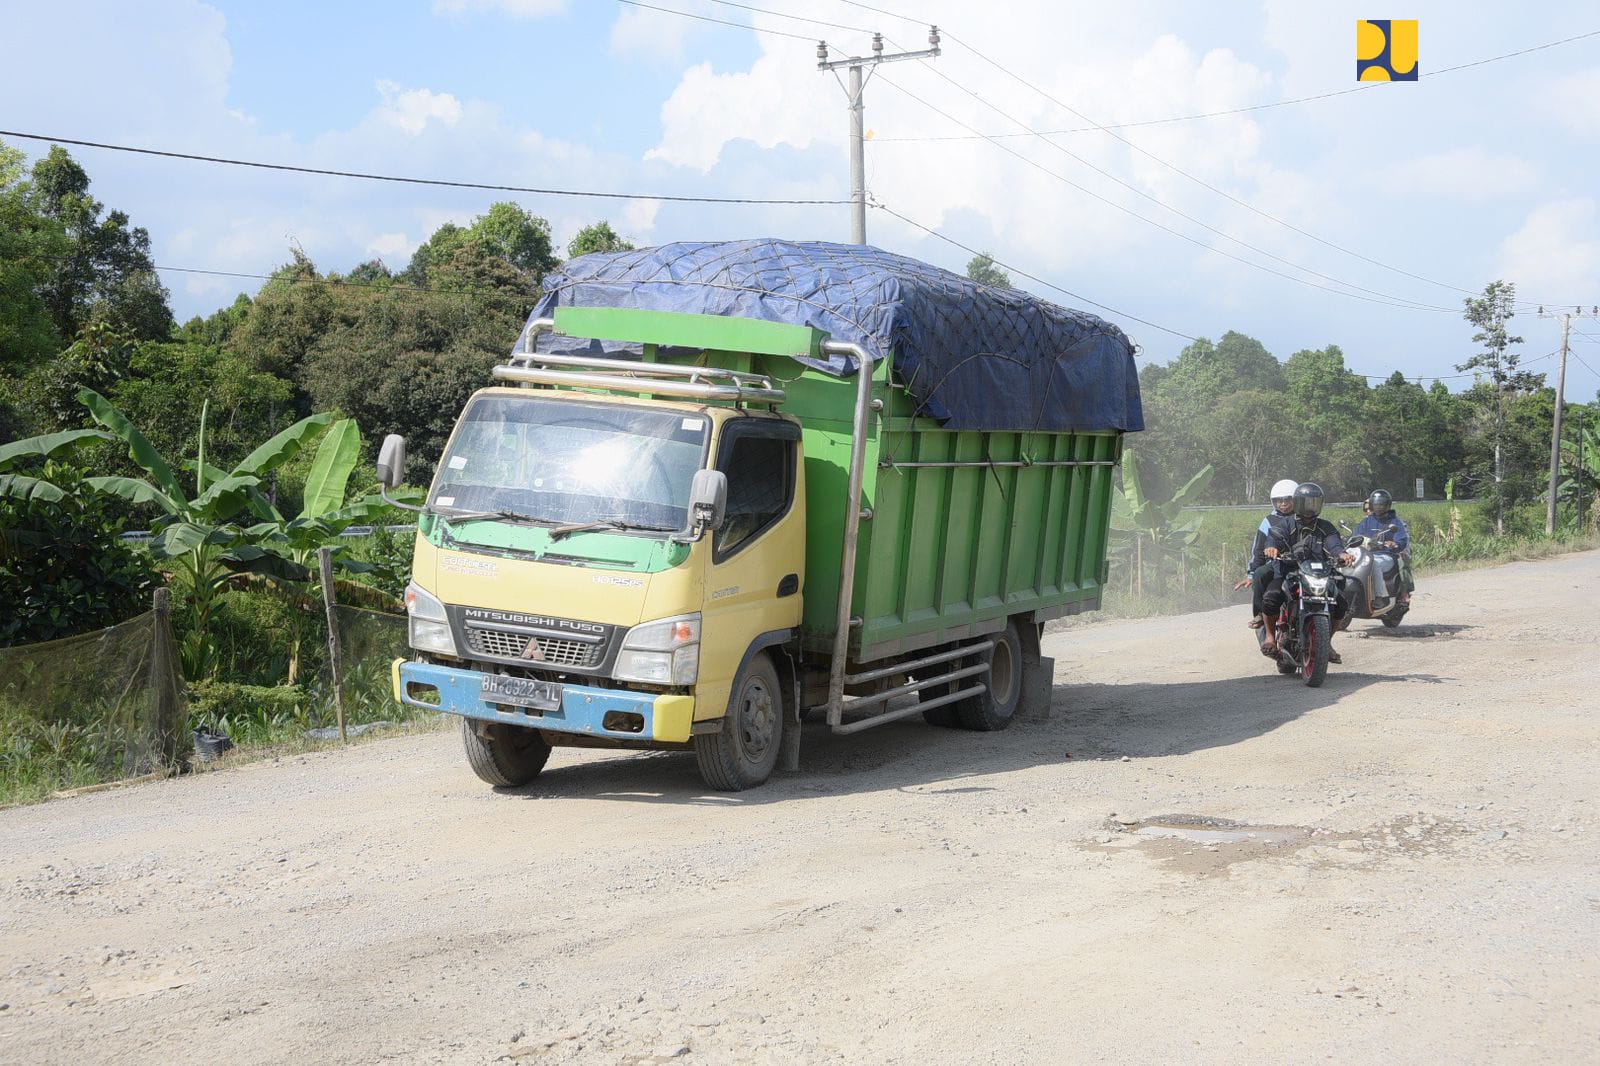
[2,552,1597,1064]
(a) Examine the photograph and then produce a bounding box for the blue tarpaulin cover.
[527,238,1143,433]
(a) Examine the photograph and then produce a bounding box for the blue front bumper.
[395,659,694,742]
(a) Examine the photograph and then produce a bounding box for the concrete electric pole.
[1538,304,1597,535]
[817,27,941,244]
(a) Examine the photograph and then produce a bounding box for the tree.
[1202,389,1291,504]
[0,140,64,374]
[1282,344,1369,498]
[405,203,557,285]
[965,252,1011,288]
[23,146,173,343]
[567,221,635,259]
[1456,280,1543,534]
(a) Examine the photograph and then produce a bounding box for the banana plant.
[1110,448,1214,595]
[1558,419,1599,530]
[2,388,332,676]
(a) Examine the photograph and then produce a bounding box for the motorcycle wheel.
[1300,615,1331,687]
[1381,607,1407,628]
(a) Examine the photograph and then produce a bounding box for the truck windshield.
[429,395,709,532]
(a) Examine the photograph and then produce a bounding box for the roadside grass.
[1093,500,1597,623]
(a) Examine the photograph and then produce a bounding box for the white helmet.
[1269,479,1298,501]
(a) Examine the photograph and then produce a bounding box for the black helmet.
[1293,482,1325,521]
[1367,489,1393,514]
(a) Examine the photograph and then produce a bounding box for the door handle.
[776,573,799,597]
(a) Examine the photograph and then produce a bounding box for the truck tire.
[956,620,1023,732]
[461,718,551,787]
[695,652,783,791]
[913,663,964,728]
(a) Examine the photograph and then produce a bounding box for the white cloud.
[609,5,691,62]
[374,80,463,136]
[1499,199,1600,305]
[622,197,661,237]
[1383,149,1539,202]
[431,0,567,18]
[364,232,413,264]
[1544,68,1600,139]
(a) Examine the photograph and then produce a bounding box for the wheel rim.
[1302,623,1317,681]
[991,636,1017,707]
[738,677,776,761]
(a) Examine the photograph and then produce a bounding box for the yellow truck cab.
[386,241,1142,791]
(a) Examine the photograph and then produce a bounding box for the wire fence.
[0,594,185,801]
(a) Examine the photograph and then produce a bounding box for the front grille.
[464,627,602,667]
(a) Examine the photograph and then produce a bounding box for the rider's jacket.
[1269,517,1346,565]
[1354,511,1409,552]
[1248,511,1297,577]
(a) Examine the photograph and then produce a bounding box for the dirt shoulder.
[1,552,1596,1064]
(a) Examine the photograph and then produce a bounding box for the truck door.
[695,416,806,721]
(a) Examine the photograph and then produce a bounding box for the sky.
[5,0,1600,403]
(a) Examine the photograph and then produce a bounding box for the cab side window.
[715,422,798,561]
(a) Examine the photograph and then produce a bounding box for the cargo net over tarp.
[527,239,1144,434]
[0,609,185,801]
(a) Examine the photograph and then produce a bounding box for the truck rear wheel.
[695,652,783,791]
[461,718,551,787]
[956,620,1023,732]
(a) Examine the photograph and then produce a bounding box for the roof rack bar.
[490,364,785,403]
[506,350,780,389]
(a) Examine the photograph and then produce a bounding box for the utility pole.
[1538,305,1597,534]
[818,27,941,244]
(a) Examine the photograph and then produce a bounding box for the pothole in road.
[1091,813,1475,878]
[1110,813,1310,845]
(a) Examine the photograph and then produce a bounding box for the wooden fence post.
[318,548,348,742]
[148,586,184,773]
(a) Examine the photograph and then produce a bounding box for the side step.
[812,637,995,736]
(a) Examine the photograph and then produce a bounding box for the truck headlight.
[615,613,700,685]
[405,582,458,656]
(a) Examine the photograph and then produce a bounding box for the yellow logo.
[1357,19,1418,81]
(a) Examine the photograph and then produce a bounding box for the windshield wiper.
[430,505,548,526]
[547,517,677,541]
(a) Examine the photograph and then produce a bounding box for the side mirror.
[376,434,406,490]
[684,469,727,541]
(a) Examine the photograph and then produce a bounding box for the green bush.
[0,462,158,646]
[187,681,312,744]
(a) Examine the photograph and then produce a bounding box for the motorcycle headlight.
[405,582,458,656]
[615,613,700,685]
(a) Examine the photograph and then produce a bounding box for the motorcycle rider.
[1237,478,1299,629]
[1260,482,1354,662]
[1354,488,1412,604]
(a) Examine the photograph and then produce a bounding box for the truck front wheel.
[695,652,783,791]
[461,718,551,787]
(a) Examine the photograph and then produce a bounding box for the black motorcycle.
[1338,522,1409,628]
[1256,539,1343,687]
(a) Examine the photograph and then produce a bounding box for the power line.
[922,28,1563,303]
[868,200,1191,342]
[613,0,816,41]
[874,73,1459,314]
[701,0,871,35]
[881,57,1459,313]
[0,128,850,206]
[854,15,1600,137]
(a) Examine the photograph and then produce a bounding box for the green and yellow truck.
[385,240,1142,790]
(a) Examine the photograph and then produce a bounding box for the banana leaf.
[0,428,114,472]
[79,388,185,504]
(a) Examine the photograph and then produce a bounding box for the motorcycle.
[1255,538,1344,687]
[1337,521,1410,628]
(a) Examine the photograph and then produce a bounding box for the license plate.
[480,674,562,712]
